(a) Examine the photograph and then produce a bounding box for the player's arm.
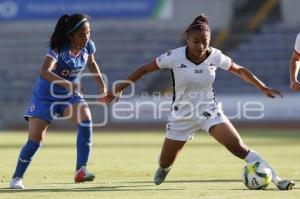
[40,56,75,91]
[116,60,159,93]
[104,60,159,103]
[289,51,300,91]
[229,62,282,98]
[87,54,107,94]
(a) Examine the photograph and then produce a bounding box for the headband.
[67,18,88,34]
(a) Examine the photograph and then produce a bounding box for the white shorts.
[165,106,229,141]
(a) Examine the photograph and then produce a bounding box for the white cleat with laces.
[10,177,25,189]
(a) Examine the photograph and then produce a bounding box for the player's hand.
[290,81,300,92]
[261,87,282,98]
[98,91,112,104]
[98,92,109,103]
[72,83,85,95]
[98,90,122,104]
[110,90,123,103]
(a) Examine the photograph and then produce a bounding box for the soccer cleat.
[74,166,95,183]
[10,177,25,189]
[276,179,295,190]
[154,167,171,185]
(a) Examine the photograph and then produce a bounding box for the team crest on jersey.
[208,63,216,71]
[61,70,70,76]
[29,103,35,112]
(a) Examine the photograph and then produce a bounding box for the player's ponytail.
[183,14,210,39]
[192,14,209,25]
[49,14,70,51]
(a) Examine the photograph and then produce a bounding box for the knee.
[28,134,43,143]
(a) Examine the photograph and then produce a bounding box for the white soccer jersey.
[295,33,300,55]
[156,46,232,121]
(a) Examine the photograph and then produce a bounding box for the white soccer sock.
[160,166,171,171]
[244,150,282,184]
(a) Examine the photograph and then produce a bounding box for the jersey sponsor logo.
[69,68,83,77]
[194,69,203,73]
[61,68,83,77]
[61,70,70,76]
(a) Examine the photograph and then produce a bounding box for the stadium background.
[0,0,300,130]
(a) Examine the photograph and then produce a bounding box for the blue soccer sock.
[12,139,41,178]
[76,120,93,170]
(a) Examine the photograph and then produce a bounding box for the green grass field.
[0,129,299,199]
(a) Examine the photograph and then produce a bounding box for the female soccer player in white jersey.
[290,32,300,91]
[103,14,295,190]
[9,14,107,189]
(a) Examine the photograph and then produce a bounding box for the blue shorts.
[24,93,85,123]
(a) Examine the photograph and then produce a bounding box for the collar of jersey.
[69,50,82,57]
[185,46,212,66]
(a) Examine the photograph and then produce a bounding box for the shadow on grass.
[228,186,300,191]
[0,184,183,193]
[126,179,242,184]
[126,178,300,185]
[1,179,298,193]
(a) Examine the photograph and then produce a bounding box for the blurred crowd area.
[0,0,299,129]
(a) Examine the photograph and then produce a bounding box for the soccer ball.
[242,161,272,190]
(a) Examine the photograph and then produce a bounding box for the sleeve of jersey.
[87,40,96,55]
[46,48,58,61]
[295,34,300,55]
[217,52,232,71]
[155,53,172,69]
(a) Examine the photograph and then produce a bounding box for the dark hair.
[183,14,210,39]
[49,13,89,51]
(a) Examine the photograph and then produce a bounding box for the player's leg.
[209,121,249,158]
[209,120,295,190]
[154,119,196,185]
[64,101,95,183]
[159,138,186,168]
[10,118,48,189]
[154,138,186,185]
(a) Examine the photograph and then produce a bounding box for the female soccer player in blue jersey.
[103,15,295,190]
[10,14,107,189]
